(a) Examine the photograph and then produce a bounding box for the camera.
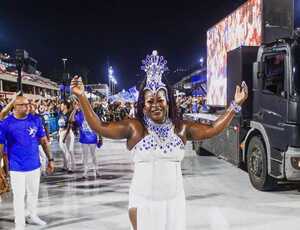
[16,49,29,62]
[16,49,37,74]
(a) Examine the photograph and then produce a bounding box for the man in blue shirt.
[0,120,8,172]
[0,120,9,198]
[0,96,55,230]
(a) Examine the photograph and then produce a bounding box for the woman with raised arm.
[70,50,248,230]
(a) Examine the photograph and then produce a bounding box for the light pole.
[62,58,68,72]
[108,66,118,95]
[111,77,115,95]
[62,58,68,99]
[108,66,114,95]
[16,50,29,93]
[113,79,117,95]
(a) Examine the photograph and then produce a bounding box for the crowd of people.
[0,94,207,135]
[0,95,138,130]
[176,95,208,114]
[0,94,139,173]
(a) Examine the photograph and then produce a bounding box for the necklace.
[143,115,172,140]
[140,116,184,154]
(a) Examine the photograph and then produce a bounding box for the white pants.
[59,129,75,170]
[0,158,4,203]
[82,144,97,174]
[10,168,41,228]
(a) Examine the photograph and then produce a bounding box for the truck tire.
[247,136,277,191]
[193,141,212,156]
[196,147,212,156]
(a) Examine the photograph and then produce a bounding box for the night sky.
[0,0,299,90]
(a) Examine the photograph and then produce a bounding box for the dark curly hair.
[136,76,181,131]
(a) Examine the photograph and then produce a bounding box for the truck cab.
[246,35,300,190]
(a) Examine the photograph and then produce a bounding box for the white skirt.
[128,190,186,230]
[128,161,186,230]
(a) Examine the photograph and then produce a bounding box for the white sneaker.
[25,215,47,226]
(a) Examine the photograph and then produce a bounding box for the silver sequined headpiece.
[141,50,169,96]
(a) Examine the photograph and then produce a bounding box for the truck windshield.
[293,45,300,95]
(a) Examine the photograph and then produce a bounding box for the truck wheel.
[247,136,277,191]
[193,141,211,156]
[196,147,212,156]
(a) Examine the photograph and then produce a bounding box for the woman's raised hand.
[71,75,85,97]
[234,81,248,106]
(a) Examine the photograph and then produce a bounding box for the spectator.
[0,95,54,230]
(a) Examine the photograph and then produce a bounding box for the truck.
[190,0,300,191]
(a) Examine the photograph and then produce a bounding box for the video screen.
[206,0,262,106]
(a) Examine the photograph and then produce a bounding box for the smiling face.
[143,89,169,124]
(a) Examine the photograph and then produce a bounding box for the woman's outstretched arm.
[70,76,132,139]
[185,82,248,141]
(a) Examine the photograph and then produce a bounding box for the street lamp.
[108,66,113,76]
[199,57,204,67]
[62,58,68,72]
[107,65,118,95]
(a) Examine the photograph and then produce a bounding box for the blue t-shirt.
[0,114,46,172]
[74,110,97,144]
[0,121,7,154]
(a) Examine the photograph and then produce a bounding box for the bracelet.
[48,158,54,162]
[230,101,242,113]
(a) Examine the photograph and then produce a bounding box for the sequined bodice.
[131,128,185,163]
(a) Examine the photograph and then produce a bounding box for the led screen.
[207,0,262,106]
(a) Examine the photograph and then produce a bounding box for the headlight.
[291,157,300,169]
